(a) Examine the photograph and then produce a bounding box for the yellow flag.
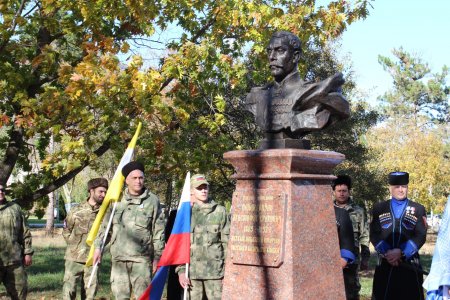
[85,122,142,266]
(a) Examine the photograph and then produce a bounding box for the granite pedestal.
[222,149,346,300]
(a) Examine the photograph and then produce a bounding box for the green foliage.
[378,48,449,124]
[34,207,46,219]
[368,49,450,212]
[367,119,450,212]
[1,0,373,206]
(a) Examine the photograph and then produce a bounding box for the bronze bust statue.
[245,31,350,149]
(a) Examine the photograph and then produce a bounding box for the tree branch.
[130,39,165,50]
[190,14,217,44]
[22,3,38,17]
[19,134,113,203]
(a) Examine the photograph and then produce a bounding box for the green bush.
[34,208,45,220]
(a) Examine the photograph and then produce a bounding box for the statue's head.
[267,31,302,82]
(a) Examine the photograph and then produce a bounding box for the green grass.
[0,245,113,299]
[28,247,65,292]
[27,217,64,226]
[27,217,47,224]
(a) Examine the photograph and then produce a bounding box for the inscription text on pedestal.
[230,189,286,267]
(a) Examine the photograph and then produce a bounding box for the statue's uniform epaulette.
[246,85,270,116]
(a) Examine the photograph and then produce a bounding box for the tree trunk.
[164,177,173,212]
[62,179,75,213]
[45,191,55,236]
[0,126,24,185]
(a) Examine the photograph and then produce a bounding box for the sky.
[338,0,450,105]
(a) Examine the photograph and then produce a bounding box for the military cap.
[122,161,145,178]
[388,171,409,185]
[332,175,352,190]
[191,174,209,188]
[87,178,108,191]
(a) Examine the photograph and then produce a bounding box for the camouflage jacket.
[176,200,230,280]
[94,188,165,263]
[63,200,100,263]
[334,199,370,262]
[0,200,33,266]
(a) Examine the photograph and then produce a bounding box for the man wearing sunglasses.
[0,184,33,300]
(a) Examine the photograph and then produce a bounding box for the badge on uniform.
[380,213,392,229]
[402,214,417,230]
[406,206,415,215]
[140,203,144,209]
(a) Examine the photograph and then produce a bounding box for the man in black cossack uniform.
[370,171,427,300]
[335,206,357,272]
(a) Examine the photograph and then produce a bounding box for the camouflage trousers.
[111,260,152,300]
[0,263,27,300]
[343,264,361,300]
[187,279,223,300]
[62,260,98,300]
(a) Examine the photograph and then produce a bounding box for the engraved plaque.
[230,188,287,267]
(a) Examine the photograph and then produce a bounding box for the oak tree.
[0,0,373,208]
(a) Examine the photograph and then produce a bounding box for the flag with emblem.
[138,172,191,300]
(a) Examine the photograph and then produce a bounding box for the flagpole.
[183,262,189,300]
[183,172,190,300]
[87,201,118,288]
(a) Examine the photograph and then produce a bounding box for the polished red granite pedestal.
[222,149,346,300]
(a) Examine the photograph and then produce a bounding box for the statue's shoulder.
[246,83,272,104]
[249,83,272,93]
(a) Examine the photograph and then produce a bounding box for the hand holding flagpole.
[183,262,189,300]
[87,201,118,288]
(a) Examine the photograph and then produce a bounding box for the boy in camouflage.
[177,174,230,300]
[62,177,108,300]
[0,183,33,300]
[93,161,165,299]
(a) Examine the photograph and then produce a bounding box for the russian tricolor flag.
[138,172,191,300]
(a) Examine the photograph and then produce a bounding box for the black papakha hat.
[122,161,145,178]
[388,171,409,185]
[332,175,352,190]
[87,178,108,191]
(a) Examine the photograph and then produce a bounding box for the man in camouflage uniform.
[0,183,33,300]
[93,161,165,299]
[62,178,108,300]
[177,174,230,300]
[332,175,370,300]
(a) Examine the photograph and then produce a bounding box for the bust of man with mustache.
[245,31,350,149]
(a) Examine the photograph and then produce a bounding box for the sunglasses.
[0,188,5,193]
